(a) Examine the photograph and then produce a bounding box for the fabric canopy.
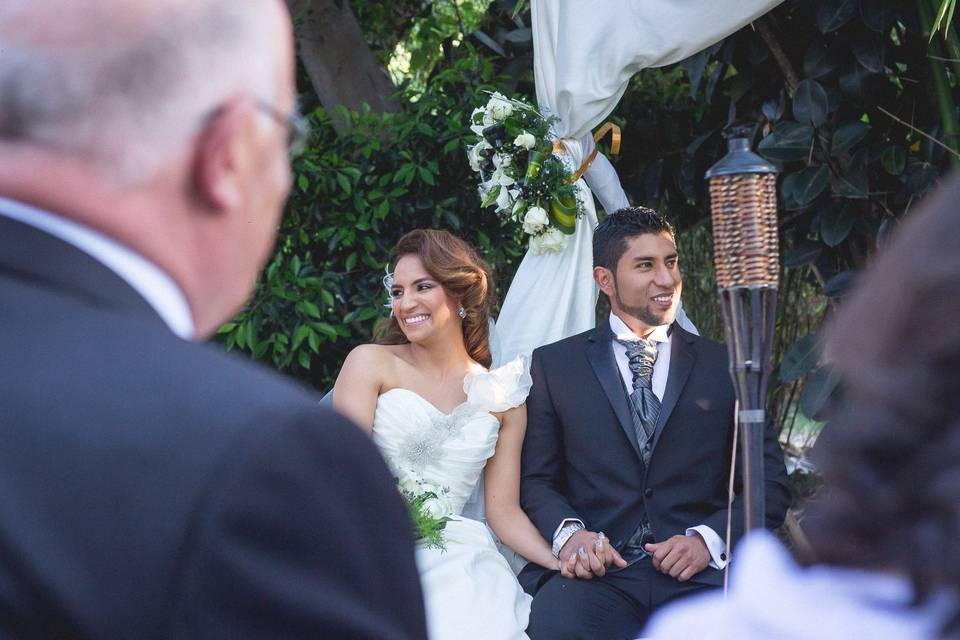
[492,0,784,367]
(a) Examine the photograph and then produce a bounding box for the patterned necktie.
[617,337,660,465]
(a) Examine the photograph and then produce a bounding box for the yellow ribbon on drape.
[569,121,621,184]
[546,122,622,234]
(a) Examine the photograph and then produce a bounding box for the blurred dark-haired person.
[646,177,960,639]
[0,0,425,637]
[519,206,790,639]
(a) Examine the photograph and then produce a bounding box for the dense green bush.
[217,51,527,390]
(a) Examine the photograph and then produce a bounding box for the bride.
[332,229,557,639]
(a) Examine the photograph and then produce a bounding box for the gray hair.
[0,0,283,184]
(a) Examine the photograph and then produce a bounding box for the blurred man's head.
[0,0,297,337]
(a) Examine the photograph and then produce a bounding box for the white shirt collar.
[0,197,195,340]
[609,312,670,343]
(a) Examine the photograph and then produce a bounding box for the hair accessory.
[382,267,395,317]
[458,305,466,319]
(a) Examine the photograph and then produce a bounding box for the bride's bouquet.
[465,91,583,254]
[397,469,452,550]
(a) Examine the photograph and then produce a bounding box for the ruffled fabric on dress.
[464,356,532,413]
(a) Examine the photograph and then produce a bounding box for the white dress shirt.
[645,530,955,639]
[0,197,194,340]
[554,313,728,569]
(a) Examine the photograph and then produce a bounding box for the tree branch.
[755,17,800,97]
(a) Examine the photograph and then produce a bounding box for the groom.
[519,207,790,638]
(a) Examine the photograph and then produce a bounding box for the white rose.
[522,205,549,234]
[495,184,514,212]
[422,494,452,519]
[514,131,536,149]
[490,165,515,187]
[468,141,490,172]
[395,468,423,495]
[530,226,568,255]
[486,93,514,121]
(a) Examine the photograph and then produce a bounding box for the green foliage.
[217,48,527,390]
[404,490,450,550]
[612,1,955,436]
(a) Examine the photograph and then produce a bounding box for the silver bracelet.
[552,522,585,558]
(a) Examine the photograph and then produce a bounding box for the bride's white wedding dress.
[372,358,533,640]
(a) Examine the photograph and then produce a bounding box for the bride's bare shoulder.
[342,343,408,373]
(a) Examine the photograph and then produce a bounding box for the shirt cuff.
[686,525,727,569]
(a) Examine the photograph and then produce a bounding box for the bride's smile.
[391,254,463,342]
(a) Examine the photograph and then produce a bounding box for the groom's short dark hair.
[593,206,675,271]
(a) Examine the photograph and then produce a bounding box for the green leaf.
[803,40,840,78]
[784,240,822,268]
[881,145,906,175]
[831,168,868,198]
[418,166,436,185]
[296,174,309,192]
[817,0,856,33]
[792,79,830,127]
[853,34,885,73]
[783,166,829,207]
[344,253,358,272]
[303,301,323,319]
[297,350,312,369]
[217,322,237,334]
[830,122,870,156]
[757,122,815,162]
[480,185,502,208]
[358,307,380,322]
[799,365,840,421]
[320,289,335,308]
[780,334,820,382]
[336,172,352,195]
[292,324,310,349]
[307,328,320,352]
[824,269,858,297]
[313,322,338,339]
[820,206,856,246]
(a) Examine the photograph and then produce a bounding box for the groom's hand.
[559,530,627,579]
[645,533,710,582]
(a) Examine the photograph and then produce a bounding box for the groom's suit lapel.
[649,323,697,457]
[585,323,643,460]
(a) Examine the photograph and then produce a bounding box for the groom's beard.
[613,284,677,329]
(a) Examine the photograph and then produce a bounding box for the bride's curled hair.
[377,229,496,368]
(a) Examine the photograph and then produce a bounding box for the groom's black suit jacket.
[0,215,427,639]
[519,321,790,590]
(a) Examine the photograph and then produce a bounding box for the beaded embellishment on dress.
[397,402,478,471]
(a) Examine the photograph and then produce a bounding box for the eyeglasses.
[254,100,310,158]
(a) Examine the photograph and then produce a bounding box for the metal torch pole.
[706,128,780,533]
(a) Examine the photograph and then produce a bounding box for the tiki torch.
[705,125,780,532]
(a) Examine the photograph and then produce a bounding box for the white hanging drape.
[492,0,783,366]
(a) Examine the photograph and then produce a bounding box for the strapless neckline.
[379,387,471,417]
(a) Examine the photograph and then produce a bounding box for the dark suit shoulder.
[682,329,730,365]
[531,327,595,362]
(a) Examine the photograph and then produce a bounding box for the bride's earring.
[458,306,466,319]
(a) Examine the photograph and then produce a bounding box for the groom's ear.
[594,266,615,298]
